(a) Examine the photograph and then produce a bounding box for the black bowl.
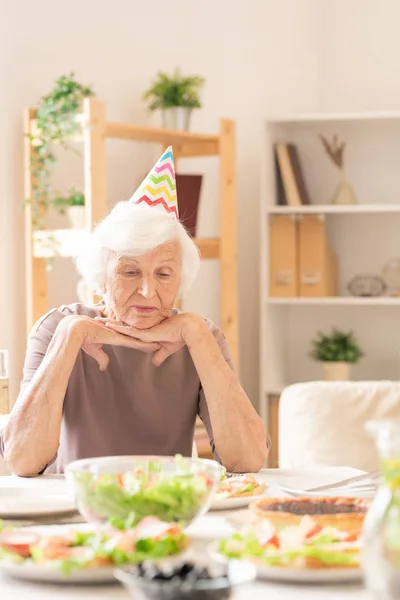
[114,560,256,600]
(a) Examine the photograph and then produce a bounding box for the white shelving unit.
[260,112,400,426]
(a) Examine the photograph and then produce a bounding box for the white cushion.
[279,381,400,471]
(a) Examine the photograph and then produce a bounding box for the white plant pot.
[322,361,352,381]
[66,205,85,229]
[161,107,192,131]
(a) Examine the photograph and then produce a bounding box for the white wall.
[318,0,400,112]
[0,0,320,405]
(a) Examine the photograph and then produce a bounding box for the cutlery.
[305,470,380,493]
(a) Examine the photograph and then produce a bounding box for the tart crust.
[250,496,369,532]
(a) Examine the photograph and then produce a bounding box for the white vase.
[331,180,357,205]
[322,361,351,381]
[66,205,85,229]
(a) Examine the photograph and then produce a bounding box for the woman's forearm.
[3,317,83,476]
[185,319,268,472]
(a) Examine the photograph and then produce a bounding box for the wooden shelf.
[267,297,400,306]
[267,204,400,215]
[104,122,219,157]
[31,116,219,157]
[33,230,220,260]
[266,111,400,124]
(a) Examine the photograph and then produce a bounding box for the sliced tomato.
[0,531,40,558]
[266,534,280,549]
[133,517,181,541]
[305,523,323,539]
[343,529,361,542]
[115,474,124,487]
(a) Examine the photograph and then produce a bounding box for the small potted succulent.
[53,187,86,229]
[310,328,364,381]
[143,69,205,131]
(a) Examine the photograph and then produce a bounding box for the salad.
[216,474,266,500]
[0,517,188,577]
[70,456,217,529]
[218,515,361,569]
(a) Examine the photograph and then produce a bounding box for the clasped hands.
[73,312,203,371]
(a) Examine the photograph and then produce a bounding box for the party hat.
[129,146,179,218]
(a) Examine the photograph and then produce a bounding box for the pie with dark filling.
[250,496,369,531]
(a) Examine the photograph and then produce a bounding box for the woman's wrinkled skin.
[103,240,182,329]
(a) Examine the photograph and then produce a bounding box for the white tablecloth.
[0,469,369,600]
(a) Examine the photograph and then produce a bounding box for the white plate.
[0,561,116,584]
[279,485,376,499]
[208,542,362,584]
[210,493,268,511]
[256,467,366,492]
[0,488,76,518]
[0,522,116,583]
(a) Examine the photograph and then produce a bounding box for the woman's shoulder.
[32,303,104,336]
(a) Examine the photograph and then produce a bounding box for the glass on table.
[362,420,400,599]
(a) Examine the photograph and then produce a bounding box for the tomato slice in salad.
[343,529,361,542]
[0,531,40,558]
[305,523,324,539]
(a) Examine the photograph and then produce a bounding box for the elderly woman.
[1,148,268,477]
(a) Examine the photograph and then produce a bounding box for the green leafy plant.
[29,73,93,228]
[52,186,85,214]
[143,69,205,111]
[310,329,364,363]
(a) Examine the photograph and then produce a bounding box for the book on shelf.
[274,142,310,206]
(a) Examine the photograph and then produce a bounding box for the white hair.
[75,201,201,297]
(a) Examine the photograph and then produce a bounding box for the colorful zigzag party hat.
[129,146,178,218]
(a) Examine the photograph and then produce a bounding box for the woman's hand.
[67,315,161,371]
[95,313,204,367]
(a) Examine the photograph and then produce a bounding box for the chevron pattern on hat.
[129,146,178,218]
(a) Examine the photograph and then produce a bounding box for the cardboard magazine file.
[269,215,298,297]
[298,215,338,297]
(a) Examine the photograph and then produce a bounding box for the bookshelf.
[260,113,400,462]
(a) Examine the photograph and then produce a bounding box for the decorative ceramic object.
[382,258,400,296]
[319,134,357,205]
[66,205,85,229]
[347,275,386,297]
[322,361,351,381]
[331,180,357,205]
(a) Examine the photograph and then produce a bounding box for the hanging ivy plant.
[29,73,93,229]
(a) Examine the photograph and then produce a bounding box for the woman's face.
[104,240,182,329]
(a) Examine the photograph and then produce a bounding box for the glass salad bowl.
[65,455,223,529]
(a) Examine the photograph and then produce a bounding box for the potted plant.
[143,69,205,131]
[53,187,86,229]
[29,73,93,229]
[310,328,364,381]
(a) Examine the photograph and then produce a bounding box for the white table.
[0,469,369,600]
